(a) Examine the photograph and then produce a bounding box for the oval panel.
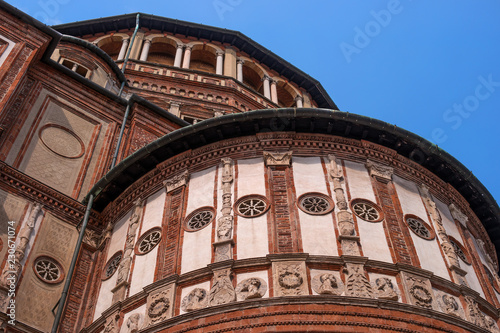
[39,124,85,159]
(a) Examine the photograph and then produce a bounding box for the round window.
[297,192,334,215]
[234,195,270,218]
[103,251,122,280]
[184,207,216,231]
[405,215,435,240]
[448,236,471,265]
[136,228,162,255]
[33,256,64,284]
[351,199,384,222]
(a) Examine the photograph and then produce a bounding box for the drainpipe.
[51,194,94,333]
[111,13,140,168]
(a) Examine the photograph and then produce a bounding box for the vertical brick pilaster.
[373,178,416,265]
[60,246,96,333]
[156,186,186,279]
[270,166,294,253]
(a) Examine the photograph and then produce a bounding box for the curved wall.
[85,132,500,333]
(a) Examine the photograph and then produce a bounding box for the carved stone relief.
[113,199,143,303]
[485,316,500,333]
[401,272,436,310]
[181,288,208,312]
[103,313,119,333]
[372,277,398,301]
[365,159,393,181]
[327,155,360,256]
[208,268,236,306]
[435,291,464,318]
[448,203,468,227]
[263,151,292,167]
[0,203,41,311]
[123,313,143,333]
[344,263,373,298]
[273,261,308,296]
[163,170,189,193]
[235,277,267,301]
[311,272,344,296]
[145,284,174,326]
[419,185,464,282]
[214,158,234,262]
[465,295,487,329]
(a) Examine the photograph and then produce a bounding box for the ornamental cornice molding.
[0,161,100,227]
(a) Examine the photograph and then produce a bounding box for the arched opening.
[147,37,176,66]
[242,65,262,93]
[190,44,216,74]
[276,82,295,107]
[98,36,123,60]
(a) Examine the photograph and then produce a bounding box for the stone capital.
[216,50,224,56]
[236,58,245,64]
[449,203,468,227]
[366,159,393,181]
[163,170,189,193]
[263,151,292,167]
[262,74,271,82]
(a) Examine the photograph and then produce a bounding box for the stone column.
[270,79,278,103]
[71,63,78,72]
[236,59,244,82]
[117,38,129,61]
[295,96,304,108]
[419,185,468,285]
[174,44,183,67]
[182,45,192,69]
[140,39,152,61]
[216,51,224,75]
[213,158,234,262]
[112,199,143,303]
[262,75,271,99]
[328,155,360,256]
[169,102,180,117]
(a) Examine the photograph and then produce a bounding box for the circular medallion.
[102,251,122,280]
[39,124,85,159]
[405,215,435,240]
[135,228,162,255]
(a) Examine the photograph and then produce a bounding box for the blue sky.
[7,0,500,205]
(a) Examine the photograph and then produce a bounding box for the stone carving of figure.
[126,313,142,333]
[235,278,267,300]
[181,288,207,312]
[318,274,338,295]
[217,215,233,241]
[375,277,398,301]
[208,269,236,306]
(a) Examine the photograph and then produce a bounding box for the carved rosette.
[418,186,464,282]
[112,199,143,303]
[163,170,189,193]
[208,268,236,306]
[401,273,436,309]
[235,277,267,301]
[372,277,398,301]
[181,288,208,312]
[0,203,41,311]
[311,272,344,296]
[435,291,464,318]
[344,263,373,298]
[263,151,292,167]
[365,159,393,182]
[328,155,360,256]
[273,261,308,296]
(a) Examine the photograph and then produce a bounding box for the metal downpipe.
[51,194,94,333]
